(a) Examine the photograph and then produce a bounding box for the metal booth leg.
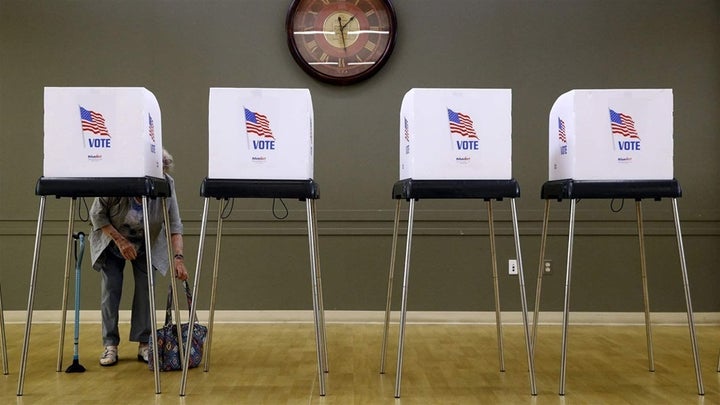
[532,200,551,354]
[203,197,224,373]
[486,200,505,372]
[57,198,77,372]
[162,199,184,372]
[380,199,401,374]
[306,199,326,396]
[17,196,47,396]
[671,198,704,395]
[311,199,329,374]
[635,201,655,371]
[510,198,537,395]
[558,198,577,396]
[394,198,416,398]
[0,283,7,375]
[142,196,161,394]
[180,196,212,396]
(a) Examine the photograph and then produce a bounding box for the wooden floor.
[1,321,718,404]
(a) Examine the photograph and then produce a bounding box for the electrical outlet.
[508,259,518,276]
[543,259,552,275]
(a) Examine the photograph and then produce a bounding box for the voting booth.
[208,88,313,180]
[533,89,704,396]
[180,88,327,397]
[19,87,176,396]
[399,88,512,180]
[548,89,673,181]
[382,88,536,398]
[44,87,163,178]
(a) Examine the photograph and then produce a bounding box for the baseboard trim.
[5,310,719,325]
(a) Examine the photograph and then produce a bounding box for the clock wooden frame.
[286,0,398,85]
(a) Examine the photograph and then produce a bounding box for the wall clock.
[286,0,397,85]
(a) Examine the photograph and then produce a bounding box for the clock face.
[286,0,397,85]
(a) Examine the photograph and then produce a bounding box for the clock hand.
[340,15,355,31]
[338,16,347,51]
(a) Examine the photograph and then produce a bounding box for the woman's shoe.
[138,342,149,363]
[100,346,118,366]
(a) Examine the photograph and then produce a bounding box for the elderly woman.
[89,149,188,366]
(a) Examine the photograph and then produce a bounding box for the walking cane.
[65,232,86,373]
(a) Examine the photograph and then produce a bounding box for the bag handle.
[164,280,199,326]
[183,280,201,324]
[182,280,193,308]
[164,283,174,326]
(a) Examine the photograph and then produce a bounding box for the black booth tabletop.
[35,176,171,198]
[392,178,520,200]
[200,178,319,200]
[541,179,682,201]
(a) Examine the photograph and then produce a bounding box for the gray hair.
[162,149,174,173]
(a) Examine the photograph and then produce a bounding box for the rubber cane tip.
[65,360,86,373]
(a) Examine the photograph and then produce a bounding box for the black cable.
[77,197,90,222]
[220,198,234,219]
[610,198,624,213]
[272,198,289,220]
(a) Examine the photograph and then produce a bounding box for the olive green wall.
[0,0,718,313]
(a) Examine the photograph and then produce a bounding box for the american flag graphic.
[80,106,110,137]
[447,108,478,139]
[558,117,567,143]
[609,109,639,139]
[148,114,155,142]
[244,108,275,139]
[403,117,410,142]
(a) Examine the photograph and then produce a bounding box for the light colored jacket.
[88,175,183,276]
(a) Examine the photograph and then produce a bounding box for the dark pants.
[100,244,151,347]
